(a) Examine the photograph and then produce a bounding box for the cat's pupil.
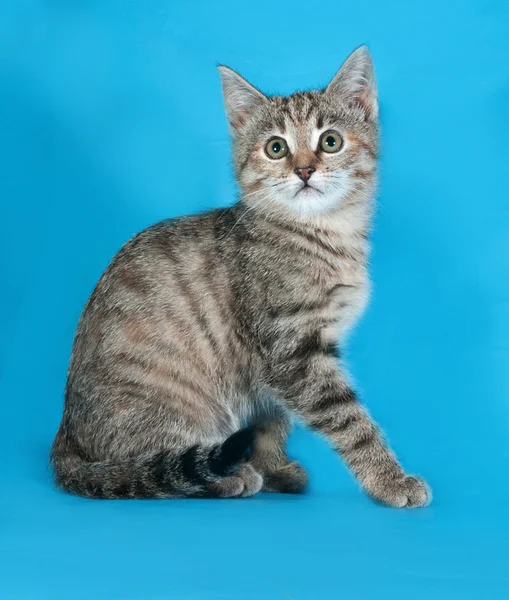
[272,142,281,153]
[326,136,336,147]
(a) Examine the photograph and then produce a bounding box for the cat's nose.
[294,166,315,183]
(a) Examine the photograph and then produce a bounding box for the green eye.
[265,137,289,159]
[319,130,343,153]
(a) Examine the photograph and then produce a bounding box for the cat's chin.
[284,195,338,216]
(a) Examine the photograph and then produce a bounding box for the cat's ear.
[218,66,267,133]
[325,45,378,121]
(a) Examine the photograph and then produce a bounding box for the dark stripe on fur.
[285,332,322,360]
[308,388,357,414]
[283,334,337,362]
[208,426,255,476]
[350,430,377,452]
[271,296,345,318]
[273,335,339,390]
[150,451,168,488]
[170,258,222,359]
[265,219,349,263]
[201,250,246,353]
[308,412,337,430]
[133,479,150,498]
[180,445,203,481]
[333,414,361,432]
[255,231,339,272]
[112,482,131,498]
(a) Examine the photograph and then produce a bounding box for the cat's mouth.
[294,184,322,197]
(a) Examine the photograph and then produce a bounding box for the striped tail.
[51,427,256,499]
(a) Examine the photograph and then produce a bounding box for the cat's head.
[219,46,379,220]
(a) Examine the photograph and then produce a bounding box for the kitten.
[51,46,431,506]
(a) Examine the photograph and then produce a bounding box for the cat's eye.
[319,130,343,154]
[265,137,289,160]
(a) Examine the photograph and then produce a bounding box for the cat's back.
[67,209,242,386]
[85,209,223,313]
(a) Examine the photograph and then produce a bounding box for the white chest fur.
[326,276,370,342]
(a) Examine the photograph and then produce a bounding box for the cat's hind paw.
[207,463,263,498]
[262,461,309,494]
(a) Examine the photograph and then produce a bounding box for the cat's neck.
[240,192,373,242]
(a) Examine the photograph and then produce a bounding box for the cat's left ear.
[218,66,267,134]
[325,45,378,121]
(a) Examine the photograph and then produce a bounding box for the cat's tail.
[50,426,256,499]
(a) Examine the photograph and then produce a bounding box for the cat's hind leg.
[250,408,309,494]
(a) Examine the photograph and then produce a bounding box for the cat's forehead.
[253,90,347,144]
[267,91,323,131]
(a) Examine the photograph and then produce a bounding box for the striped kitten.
[51,46,430,507]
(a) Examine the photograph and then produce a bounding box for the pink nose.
[294,166,315,183]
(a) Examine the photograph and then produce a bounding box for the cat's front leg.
[270,347,431,507]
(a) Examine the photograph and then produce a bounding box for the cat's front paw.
[367,475,431,508]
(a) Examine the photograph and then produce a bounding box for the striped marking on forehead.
[274,91,322,124]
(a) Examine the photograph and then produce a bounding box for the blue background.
[1,1,508,598]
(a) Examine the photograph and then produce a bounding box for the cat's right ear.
[325,45,378,121]
[218,66,267,134]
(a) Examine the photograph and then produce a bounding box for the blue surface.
[1,1,509,598]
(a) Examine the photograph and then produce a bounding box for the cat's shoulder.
[119,208,232,255]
